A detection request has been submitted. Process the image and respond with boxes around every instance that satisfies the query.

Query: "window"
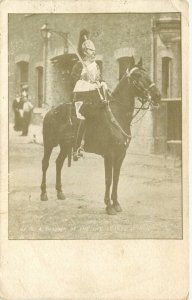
[162,57,172,98]
[118,57,131,81]
[17,61,29,91]
[36,66,43,107]
[161,57,181,141]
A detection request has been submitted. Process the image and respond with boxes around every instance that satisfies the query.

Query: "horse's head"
[126,57,161,106]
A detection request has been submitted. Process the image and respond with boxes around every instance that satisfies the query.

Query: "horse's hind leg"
[104,156,117,215]
[41,145,53,201]
[56,145,68,200]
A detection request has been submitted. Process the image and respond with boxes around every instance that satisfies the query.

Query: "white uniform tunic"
[73,61,100,119]
[73,61,99,92]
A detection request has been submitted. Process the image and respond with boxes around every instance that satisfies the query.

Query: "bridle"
[125,67,159,119]
[109,67,157,115]
[106,66,159,142]
[126,67,155,104]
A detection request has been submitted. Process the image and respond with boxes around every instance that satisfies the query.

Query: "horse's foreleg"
[56,146,68,200]
[111,153,125,212]
[104,156,117,215]
[41,146,53,201]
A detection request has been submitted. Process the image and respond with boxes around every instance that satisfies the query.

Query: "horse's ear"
[137,57,143,67]
[128,56,135,70]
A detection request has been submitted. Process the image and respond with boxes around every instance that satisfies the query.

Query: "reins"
[106,102,131,141]
[106,67,157,135]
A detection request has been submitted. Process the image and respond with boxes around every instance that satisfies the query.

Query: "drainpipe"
[152,18,157,83]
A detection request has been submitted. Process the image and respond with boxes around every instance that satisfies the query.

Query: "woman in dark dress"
[12,94,24,131]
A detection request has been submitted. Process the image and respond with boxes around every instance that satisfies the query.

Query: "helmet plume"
[78,29,90,58]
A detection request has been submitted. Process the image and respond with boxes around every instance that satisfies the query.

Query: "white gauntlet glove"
[100,81,108,90]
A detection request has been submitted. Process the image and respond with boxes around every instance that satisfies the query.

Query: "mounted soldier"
[41,42,161,209]
[70,29,108,161]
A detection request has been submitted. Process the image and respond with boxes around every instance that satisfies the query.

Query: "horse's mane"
[112,74,126,94]
[112,73,130,102]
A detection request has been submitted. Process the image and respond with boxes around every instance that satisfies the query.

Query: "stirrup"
[73,147,84,161]
[73,151,79,161]
[77,146,84,157]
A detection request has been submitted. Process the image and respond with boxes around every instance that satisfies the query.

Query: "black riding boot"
[73,120,86,161]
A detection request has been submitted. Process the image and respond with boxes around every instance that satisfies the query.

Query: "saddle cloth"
[71,90,129,156]
[78,102,128,155]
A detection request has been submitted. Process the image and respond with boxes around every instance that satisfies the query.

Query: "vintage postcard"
[0,0,189,299]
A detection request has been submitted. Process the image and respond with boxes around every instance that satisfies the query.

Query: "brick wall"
[9,13,180,154]
[9,13,152,105]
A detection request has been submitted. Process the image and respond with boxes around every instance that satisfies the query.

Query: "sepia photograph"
[0,1,189,299]
[8,12,182,240]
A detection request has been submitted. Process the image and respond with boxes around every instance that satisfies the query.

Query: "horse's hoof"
[113,203,122,212]
[57,191,66,200]
[106,205,117,215]
[40,193,48,201]
[104,197,110,206]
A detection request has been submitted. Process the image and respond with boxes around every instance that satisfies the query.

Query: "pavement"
[8,123,182,240]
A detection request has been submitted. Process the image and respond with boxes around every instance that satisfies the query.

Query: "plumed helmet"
[77,29,95,58]
[82,39,95,52]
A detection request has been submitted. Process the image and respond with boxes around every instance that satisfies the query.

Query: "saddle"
[49,92,128,158]
[73,93,129,156]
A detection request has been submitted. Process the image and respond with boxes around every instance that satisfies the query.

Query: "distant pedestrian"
[12,94,24,131]
[21,96,34,136]
[21,84,28,100]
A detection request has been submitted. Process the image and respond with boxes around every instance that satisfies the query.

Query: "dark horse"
[40,58,161,215]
